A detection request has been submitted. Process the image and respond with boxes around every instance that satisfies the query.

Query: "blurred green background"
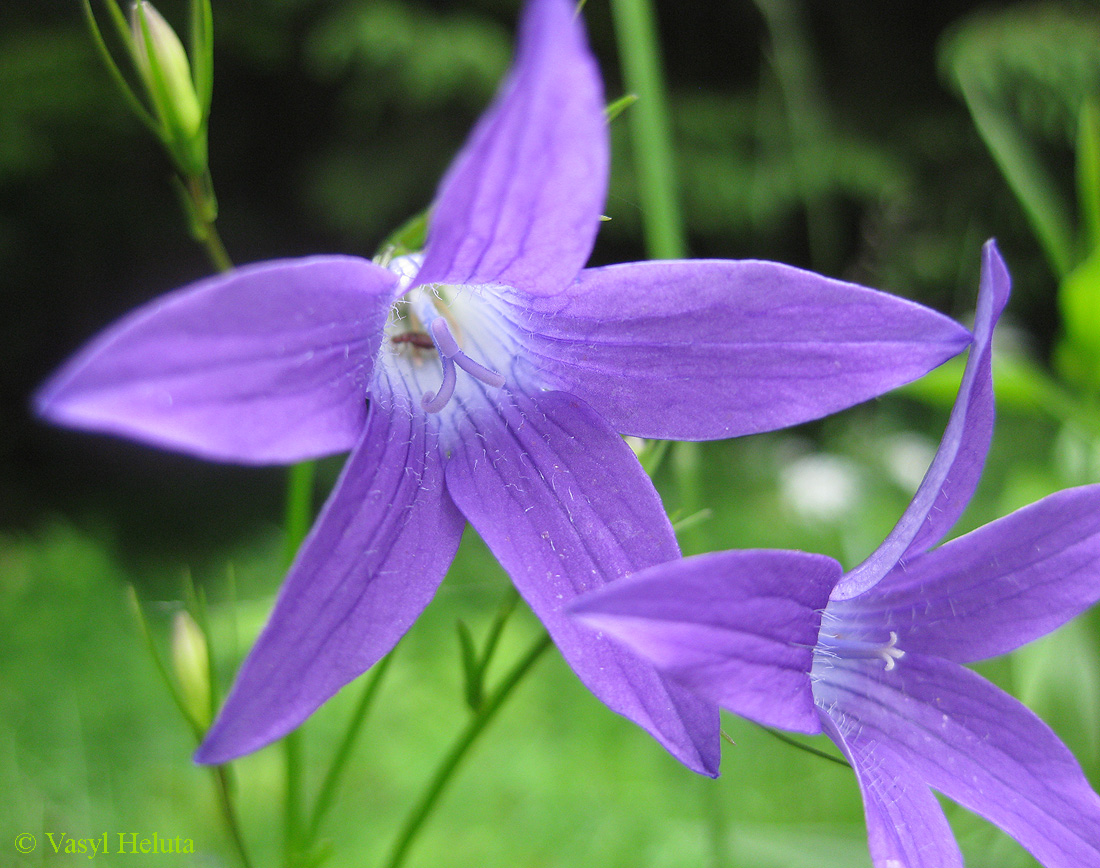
[3,0,1100,865]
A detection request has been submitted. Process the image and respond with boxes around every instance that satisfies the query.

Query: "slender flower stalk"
[127,589,254,868]
[80,0,228,272]
[382,633,553,868]
[39,0,969,777]
[609,0,685,259]
[573,241,1100,868]
[301,652,395,853]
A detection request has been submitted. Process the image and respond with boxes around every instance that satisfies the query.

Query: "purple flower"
[36,0,967,774]
[573,242,1100,866]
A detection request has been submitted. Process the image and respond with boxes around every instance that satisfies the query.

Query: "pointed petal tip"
[413,0,606,295]
[192,718,285,766]
[978,237,1012,333]
[444,389,725,777]
[31,380,62,424]
[832,241,1010,600]
[525,259,973,441]
[192,736,237,767]
[31,255,397,464]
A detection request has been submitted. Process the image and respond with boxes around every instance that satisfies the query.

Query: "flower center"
[816,628,905,672]
[382,256,506,413]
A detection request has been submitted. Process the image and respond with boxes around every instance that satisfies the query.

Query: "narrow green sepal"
[172,174,211,243]
[605,92,638,123]
[126,586,204,743]
[189,0,215,118]
[627,436,670,477]
[80,0,159,135]
[670,507,713,535]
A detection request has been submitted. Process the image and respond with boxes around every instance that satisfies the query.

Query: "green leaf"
[1078,98,1100,254]
[956,73,1075,279]
[939,5,1100,279]
[1057,248,1100,390]
[377,209,430,263]
[455,620,482,712]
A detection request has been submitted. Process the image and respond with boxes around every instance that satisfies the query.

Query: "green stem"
[754,723,848,768]
[381,633,553,868]
[199,218,232,272]
[472,587,521,698]
[284,730,305,865]
[214,765,257,868]
[1078,99,1100,256]
[752,0,840,273]
[303,653,396,850]
[280,459,316,866]
[184,173,232,273]
[282,461,317,566]
[609,0,686,259]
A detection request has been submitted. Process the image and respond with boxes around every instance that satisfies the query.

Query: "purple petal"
[443,388,720,776]
[821,653,1100,868]
[819,713,963,868]
[412,0,606,297]
[506,259,970,439]
[571,549,842,734]
[195,385,464,764]
[847,484,1100,663]
[36,256,396,464]
[834,240,1011,600]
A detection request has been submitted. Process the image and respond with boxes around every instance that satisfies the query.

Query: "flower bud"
[130,1,202,140]
[171,609,212,730]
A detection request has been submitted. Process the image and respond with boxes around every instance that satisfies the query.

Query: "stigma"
[384,263,507,413]
[816,628,906,671]
[417,316,505,412]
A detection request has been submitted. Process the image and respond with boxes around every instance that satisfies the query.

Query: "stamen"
[391,331,435,349]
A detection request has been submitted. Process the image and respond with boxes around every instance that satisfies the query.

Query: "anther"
[391,331,435,349]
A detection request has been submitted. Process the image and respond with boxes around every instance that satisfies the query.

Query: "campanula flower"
[574,242,1100,865]
[37,0,968,773]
